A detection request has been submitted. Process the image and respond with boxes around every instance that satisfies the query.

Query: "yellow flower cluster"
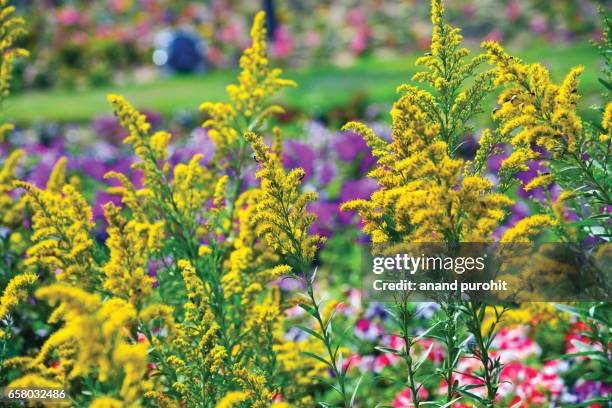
[524,173,555,192]
[15,161,99,287]
[410,0,494,147]
[501,215,556,242]
[601,102,612,143]
[0,272,37,320]
[216,391,249,408]
[245,131,325,266]
[341,96,512,244]
[103,202,164,306]
[200,11,295,159]
[0,0,29,107]
[0,149,25,229]
[7,284,151,405]
[483,41,585,166]
[106,94,215,261]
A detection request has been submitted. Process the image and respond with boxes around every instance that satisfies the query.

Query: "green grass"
[5,41,604,124]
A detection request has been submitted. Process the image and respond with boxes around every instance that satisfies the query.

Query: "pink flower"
[350,29,369,54]
[56,7,80,26]
[498,360,568,404]
[273,26,294,59]
[354,319,384,341]
[506,0,521,22]
[305,31,320,48]
[492,326,541,361]
[484,29,504,43]
[530,15,548,35]
[393,387,428,407]
[374,353,394,373]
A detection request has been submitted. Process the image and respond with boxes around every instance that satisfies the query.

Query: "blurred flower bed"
[14,0,604,89]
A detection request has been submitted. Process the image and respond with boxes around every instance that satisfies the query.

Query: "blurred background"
[6,0,609,125]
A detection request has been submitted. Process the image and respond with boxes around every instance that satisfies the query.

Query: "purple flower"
[334,131,367,162]
[92,190,122,221]
[571,379,612,401]
[338,179,377,224]
[91,115,127,142]
[364,302,388,320]
[308,201,339,237]
[283,141,316,181]
[488,152,507,173]
[316,161,337,185]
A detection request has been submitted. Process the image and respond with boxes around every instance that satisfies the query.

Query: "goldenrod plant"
[342,1,516,405]
[3,11,325,407]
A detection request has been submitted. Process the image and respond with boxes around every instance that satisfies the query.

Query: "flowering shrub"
[0,1,611,407]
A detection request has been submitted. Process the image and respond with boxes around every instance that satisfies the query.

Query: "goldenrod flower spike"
[215,391,249,408]
[482,41,585,158]
[103,202,161,305]
[0,150,25,228]
[0,1,28,104]
[500,215,556,242]
[14,181,99,287]
[601,102,612,142]
[244,131,325,267]
[46,156,67,194]
[200,11,295,159]
[0,273,37,320]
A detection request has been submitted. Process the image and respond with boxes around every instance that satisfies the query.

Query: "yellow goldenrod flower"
[215,391,249,408]
[46,156,67,194]
[89,397,123,408]
[0,149,25,228]
[213,175,229,209]
[0,122,13,143]
[483,41,585,158]
[200,11,295,159]
[7,374,62,389]
[245,131,325,266]
[0,273,37,319]
[15,181,99,287]
[145,391,179,408]
[26,283,146,397]
[524,173,555,192]
[552,191,576,223]
[113,343,148,403]
[501,215,556,242]
[103,202,160,305]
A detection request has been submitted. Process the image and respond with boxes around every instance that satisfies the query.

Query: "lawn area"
[5,41,604,124]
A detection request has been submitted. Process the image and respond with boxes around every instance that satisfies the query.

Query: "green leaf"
[414,343,434,371]
[598,77,612,91]
[553,303,587,318]
[350,375,363,407]
[457,388,484,403]
[564,396,612,407]
[414,320,442,342]
[298,303,319,318]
